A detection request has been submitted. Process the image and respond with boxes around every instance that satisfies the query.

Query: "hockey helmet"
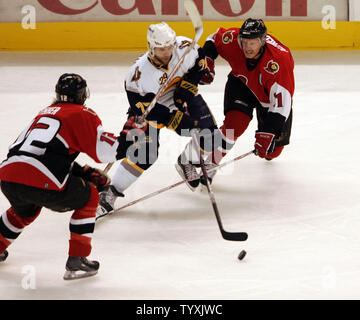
[55,73,89,105]
[239,18,267,43]
[147,22,176,53]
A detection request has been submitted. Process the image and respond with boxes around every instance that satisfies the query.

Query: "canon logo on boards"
[36,0,307,17]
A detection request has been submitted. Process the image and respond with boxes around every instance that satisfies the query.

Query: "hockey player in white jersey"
[96,22,231,219]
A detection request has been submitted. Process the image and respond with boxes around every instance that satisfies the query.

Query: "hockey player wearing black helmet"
[0,73,129,280]
[238,18,267,59]
[192,18,295,187]
[55,73,90,105]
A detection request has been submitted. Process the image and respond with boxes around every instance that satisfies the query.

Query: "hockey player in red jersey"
[0,73,128,279]
[196,18,294,185]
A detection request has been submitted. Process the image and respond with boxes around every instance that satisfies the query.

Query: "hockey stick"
[103,162,113,175]
[102,1,203,175]
[190,130,248,241]
[106,150,254,217]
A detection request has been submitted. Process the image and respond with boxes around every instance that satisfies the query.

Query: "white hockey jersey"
[125,36,204,113]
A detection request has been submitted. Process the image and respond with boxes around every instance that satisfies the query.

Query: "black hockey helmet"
[239,18,267,43]
[55,73,89,105]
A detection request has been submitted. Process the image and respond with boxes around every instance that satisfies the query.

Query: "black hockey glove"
[174,79,198,111]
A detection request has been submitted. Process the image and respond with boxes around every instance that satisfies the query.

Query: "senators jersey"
[206,28,294,121]
[0,103,120,191]
[125,36,206,125]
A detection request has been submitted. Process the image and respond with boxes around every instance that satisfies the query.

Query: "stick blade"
[222,231,248,242]
[184,0,203,42]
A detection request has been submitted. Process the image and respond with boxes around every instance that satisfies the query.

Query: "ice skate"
[96,185,124,220]
[175,155,199,191]
[63,256,100,280]
[0,250,8,262]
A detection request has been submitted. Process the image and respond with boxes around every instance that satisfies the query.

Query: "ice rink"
[0,49,359,300]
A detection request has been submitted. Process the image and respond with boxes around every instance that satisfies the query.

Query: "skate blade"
[95,207,114,221]
[200,183,207,193]
[63,269,98,280]
[175,164,197,192]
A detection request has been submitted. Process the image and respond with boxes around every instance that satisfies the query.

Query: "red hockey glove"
[82,165,111,191]
[199,57,215,85]
[121,116,148,139]
[254,132,276,158]
[116,116,149,160]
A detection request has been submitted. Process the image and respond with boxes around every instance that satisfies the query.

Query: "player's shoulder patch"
[264,60,280,75]
[222,30,235,44]
[131,66,142,82]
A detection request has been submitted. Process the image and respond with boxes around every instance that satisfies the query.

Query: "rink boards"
[0,20,360,51]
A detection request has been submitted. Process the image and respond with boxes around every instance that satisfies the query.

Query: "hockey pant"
[111,95,233,192]
[0,175,99,257]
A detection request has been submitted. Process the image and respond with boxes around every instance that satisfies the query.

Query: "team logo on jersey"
[198,58,207,71]
[159,73,168,85]
[131,66,141,82]
[264,60,280,74]
[222,31,234,44]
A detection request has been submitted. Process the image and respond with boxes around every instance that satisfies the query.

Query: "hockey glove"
[121,116,148,140]
[254,132,276,158]
[115,116,150,160]
[82,165,111,192]
[174,79,198,111]
[199,57,215,85]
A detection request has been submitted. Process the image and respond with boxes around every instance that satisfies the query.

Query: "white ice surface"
[0,50,359,300]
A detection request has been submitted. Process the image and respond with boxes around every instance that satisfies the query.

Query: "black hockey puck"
[238,250,247,260]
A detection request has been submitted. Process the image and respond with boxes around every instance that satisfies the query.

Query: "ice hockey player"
[196,18,295,185]
[0,73,128,280]
[96,22,231,218]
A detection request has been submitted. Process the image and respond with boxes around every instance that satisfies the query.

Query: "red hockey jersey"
[0,103,119,191]
[208,28,294,121]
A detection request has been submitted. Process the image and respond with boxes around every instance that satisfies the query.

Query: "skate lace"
[100,188,117,207]
[184,163,197,179]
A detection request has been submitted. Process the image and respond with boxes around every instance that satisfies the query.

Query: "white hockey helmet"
[147,22,176,53]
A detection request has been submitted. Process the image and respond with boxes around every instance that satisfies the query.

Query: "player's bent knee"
[73,185,99,219]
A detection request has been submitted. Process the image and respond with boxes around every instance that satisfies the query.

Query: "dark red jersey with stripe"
[207,28,294,121]
[0,103,119,191]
